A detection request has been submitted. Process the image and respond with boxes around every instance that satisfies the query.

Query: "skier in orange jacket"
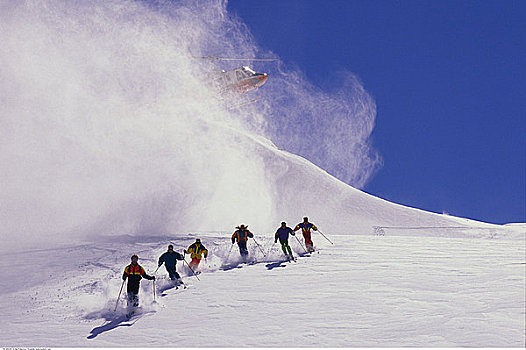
[231,224,254,257]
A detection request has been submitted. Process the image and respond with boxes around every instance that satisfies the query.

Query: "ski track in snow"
[0,232,524,347]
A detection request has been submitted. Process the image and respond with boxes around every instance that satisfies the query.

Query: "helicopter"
[196,56,277,95]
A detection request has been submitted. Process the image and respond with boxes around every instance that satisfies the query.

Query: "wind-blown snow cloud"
[0,0,380,249]
[260,67,381,187]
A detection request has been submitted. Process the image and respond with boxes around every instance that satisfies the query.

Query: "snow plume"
[261,69,382,187]
[0,0,379,250]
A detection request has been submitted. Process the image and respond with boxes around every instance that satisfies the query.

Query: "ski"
[125,309,139,319]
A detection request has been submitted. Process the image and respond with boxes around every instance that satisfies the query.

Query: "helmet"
[131,254,139,261]
[168,245,173,250]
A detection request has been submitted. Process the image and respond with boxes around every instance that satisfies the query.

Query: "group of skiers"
[121,217,318,310]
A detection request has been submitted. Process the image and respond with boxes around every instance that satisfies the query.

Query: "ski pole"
[153,279,156,302]
[154,265,161,274]
[183,258,200,281]
[317,230,334,245]
[267,242,276,256]
[225,243,234,262]
[114,279,125,312]
[294,234,308,254]
[252,237,267,257]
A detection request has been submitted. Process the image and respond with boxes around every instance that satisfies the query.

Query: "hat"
[168,245,173,250]
[131,254,139,261]
[195,238,201,243]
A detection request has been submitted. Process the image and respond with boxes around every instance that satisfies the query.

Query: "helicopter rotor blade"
[194,56,277,62]
[213,58,278,61]
[194,55,220,61]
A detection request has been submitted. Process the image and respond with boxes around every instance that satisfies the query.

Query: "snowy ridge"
[198,119,524,239]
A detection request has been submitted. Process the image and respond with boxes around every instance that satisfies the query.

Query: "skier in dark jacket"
[122,254,155,308]
[294,216,318,252]
[158,245,184,283]
[231,224,254,257]
[275,221,295,259]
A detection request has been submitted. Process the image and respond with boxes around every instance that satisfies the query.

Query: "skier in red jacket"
[294,217,318,252]
[122,254,155,308]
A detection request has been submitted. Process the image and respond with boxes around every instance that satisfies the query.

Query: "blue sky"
[227,0,525,224]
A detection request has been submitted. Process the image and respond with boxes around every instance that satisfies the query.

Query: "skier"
[158,245,185,286]
[231,224,254,258]
[294,216,318,252]
[122,254,155,310]
[184,239,208,271]
[275,221,295,260]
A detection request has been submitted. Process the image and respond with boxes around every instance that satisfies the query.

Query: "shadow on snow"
[220,259,258,271]
[157,278,184,296]
[265,261,289,270]
[221,250,313,271]
[86,308,154,339]
[87,314,138,339]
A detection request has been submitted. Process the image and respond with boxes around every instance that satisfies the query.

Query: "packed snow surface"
[1,228,525,347]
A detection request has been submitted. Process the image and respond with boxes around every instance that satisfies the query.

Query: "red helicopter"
[218,65,269,94]
[197,56,276,95]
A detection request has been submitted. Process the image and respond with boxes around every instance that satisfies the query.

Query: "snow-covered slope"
[1,1,524,347]
[1,134,524,347]
[1,0,520,252]
[202,124,523,239]
[1,231,524,347]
